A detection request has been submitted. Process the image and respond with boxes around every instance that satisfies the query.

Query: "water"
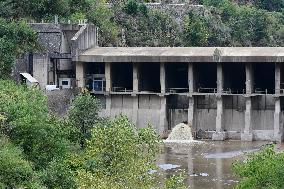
[157,141,269,189]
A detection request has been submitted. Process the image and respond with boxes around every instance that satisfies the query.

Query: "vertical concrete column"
[241,98,253,141]
[160,62,166,94]
[133,63,139,93]
[213,62,226,140]
[217,63,223,94]
[275,63,281,95]
[213,96,226,140]
[105,62,112,92]
[188,97,194,126]
[246,63,254,94]
[105,95,111,117]
[132,96,139,126]
[159,97,167,135]
[188,62,194,93]
[274,97,282,142]
[75,62,85,88]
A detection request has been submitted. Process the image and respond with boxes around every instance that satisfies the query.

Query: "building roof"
[76,47,284,63]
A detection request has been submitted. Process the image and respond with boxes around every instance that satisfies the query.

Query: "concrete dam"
[74,47,284,142]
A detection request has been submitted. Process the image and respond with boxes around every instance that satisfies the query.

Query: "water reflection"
[157,141,268,189]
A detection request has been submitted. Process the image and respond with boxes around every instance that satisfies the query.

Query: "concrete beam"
[75,62,85,88]
[133,63,139,93]
[160,62,166,94]
[217,63,223,94]
[246,63,254,94]
[274,97,282,142]
[212,96,227,140]
[275,63,281,95]
[241,97,253,141]
[188,63,194,93]
[105,62,112,92]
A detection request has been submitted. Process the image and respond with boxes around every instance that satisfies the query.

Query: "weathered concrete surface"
[77,47,284,63]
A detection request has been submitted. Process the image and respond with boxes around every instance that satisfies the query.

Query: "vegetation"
[233,145,284,189]
[0,80,187,188]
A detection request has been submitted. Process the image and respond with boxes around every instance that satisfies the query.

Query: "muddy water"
[157,141,269,189]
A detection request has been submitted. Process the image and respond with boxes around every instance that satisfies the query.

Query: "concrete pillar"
[105,95,111,117]
[159,97,167,135]
[188,63,194,93]
[188,97,194,126]
[246,63,254,94]
[274,97,282,142]
[241,97,253,141]
[275,63,281,95]
[160,62,166,94]
[105,62,112,92]
[133,63,139,93]
[132,96,138,126]
[75,62,85,88]
[212,96,226,140]
[217,63,223,94]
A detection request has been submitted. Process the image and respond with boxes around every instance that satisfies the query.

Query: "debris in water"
[158,164,181,170]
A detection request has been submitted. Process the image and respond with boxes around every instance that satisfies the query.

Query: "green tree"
[68,93,101,147]
[86,0,120,46]
[0,18,38,79]
[0,136,45,189]
[73,115,186,188]
[233,145,284,189]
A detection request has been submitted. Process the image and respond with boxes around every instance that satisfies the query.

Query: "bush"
[68,93,101,147]
[233,145,284,189]
[0,136,45,189]
[73,115,187,189]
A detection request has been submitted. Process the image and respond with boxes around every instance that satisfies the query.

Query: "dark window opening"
[223,63,246,94]
[165,63,188,93]
[112,63,133,92]
[85,63,105,92]
[139,63,160,93]
[194,63,217,93]
[253,63,275,94]
[167,95,189,109]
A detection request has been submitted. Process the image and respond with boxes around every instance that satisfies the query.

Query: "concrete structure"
[74,47,284,141]
[16,24,284,141]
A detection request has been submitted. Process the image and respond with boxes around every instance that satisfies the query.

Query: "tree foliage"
[0,136,45,189]
[73,115,186,189]
[68,93,101,147]
[0,18,38,79]
[233,145,284,189]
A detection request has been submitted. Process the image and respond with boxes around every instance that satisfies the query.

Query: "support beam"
[133,63,139,93]
[188,97,194,126]
[245,63,254,94]
[188,63,194,93]
[132,96,138,126]
[274,97,282,142]
[241,97,253,141]
[217,63,223,94]
[105,62,112,92]
[159,97,167,135]
[160,62,166,94]
[212,96,226,140]
[275,63,281,95]
[75,62,85,88]
[105,95,111,117]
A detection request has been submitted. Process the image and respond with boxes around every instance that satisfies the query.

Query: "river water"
[157,141,270,189]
